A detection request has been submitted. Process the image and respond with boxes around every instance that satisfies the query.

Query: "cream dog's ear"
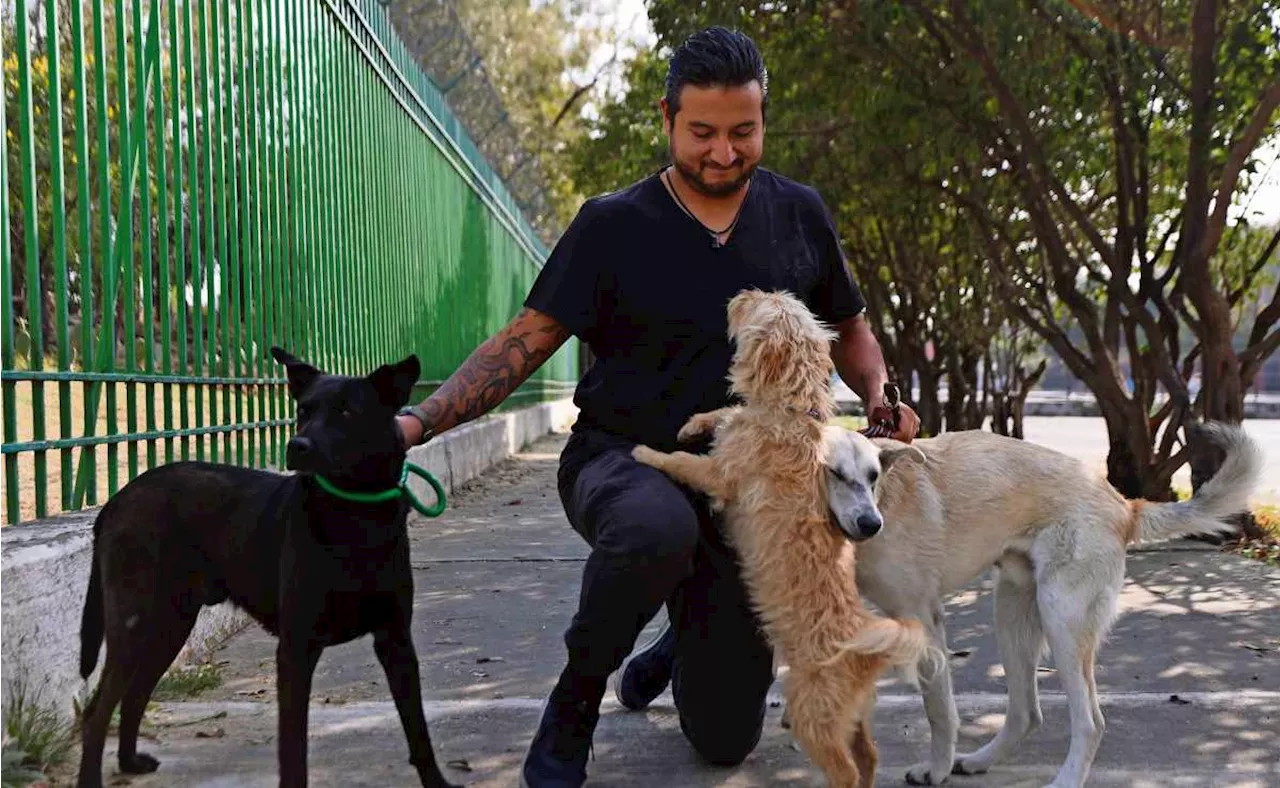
[878,440,925,473]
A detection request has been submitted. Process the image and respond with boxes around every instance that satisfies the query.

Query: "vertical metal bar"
[318,4,338,375]
[172,0,190,463]
[155,0,175,466]
[16,0,48,518]
[266,0,284,460]
[308,2,324,371]
[252,0,275,468]
[371,64,385,366]
[364,60,378,367]
[198,0,218,463]
[1,19,17,524]
[211,0,232,462]
[289,0,308,363]
[118,0,138,485]
[268,0,286,465]
[185,0,205,462]
[275,0,293,370]
[46,0,74,511]
[248,0,267,467]
[288,0,308,363]
[338,29,354,377]
[254,0,274,465]
[222,0,244,467]
[351,35,364,371]
[88,0,111,505]
[70,0,94,511]
[237,0,258,468]
[133,0,156,477]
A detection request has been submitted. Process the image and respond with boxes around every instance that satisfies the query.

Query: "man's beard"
[671,149,757,197]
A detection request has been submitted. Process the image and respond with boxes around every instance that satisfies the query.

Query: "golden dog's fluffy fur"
[632,290,931,787]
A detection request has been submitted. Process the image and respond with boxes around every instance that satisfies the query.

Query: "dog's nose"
[286,437,313,469]
[855,514,883,540]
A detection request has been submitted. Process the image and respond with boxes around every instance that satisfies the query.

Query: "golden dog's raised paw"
[677,413,719,443]
[631,445,663,467]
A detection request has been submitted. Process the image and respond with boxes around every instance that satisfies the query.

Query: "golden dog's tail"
[823,616,944,686]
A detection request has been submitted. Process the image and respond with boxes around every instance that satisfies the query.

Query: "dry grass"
[1,379,289,525]
[1236,504,1280,567]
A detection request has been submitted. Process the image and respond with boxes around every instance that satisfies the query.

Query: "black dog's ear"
[368,354,421,409]
[271,346,321,399]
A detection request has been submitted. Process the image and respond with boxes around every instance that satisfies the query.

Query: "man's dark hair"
[664,26,768,122]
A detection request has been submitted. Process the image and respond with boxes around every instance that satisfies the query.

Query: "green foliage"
[2,685,74,783]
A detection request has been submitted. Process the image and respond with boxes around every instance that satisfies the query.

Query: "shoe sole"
[612,614,672,711]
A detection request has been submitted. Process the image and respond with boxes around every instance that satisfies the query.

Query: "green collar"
[311,461,446,517]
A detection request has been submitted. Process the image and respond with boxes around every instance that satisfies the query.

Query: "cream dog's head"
[822,425,924,542]
[726,289,837,417]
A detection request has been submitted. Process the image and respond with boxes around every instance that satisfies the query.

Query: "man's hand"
[397,413,427,449]
[831,315,919,441]
[867,397,921,443]
[396,308,571,450]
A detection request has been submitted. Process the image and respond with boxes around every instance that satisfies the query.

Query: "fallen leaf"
[1237,640,1278,653]
[195,727,226,739]
[1169,694,1191,705]
[475,656,504,664]
[446,759,473,772]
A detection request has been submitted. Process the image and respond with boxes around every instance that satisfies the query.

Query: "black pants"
[556,428,775,766]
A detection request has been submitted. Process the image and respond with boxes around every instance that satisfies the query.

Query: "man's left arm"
[803,187,919,441]
[832,314,889,407]
[832,316,921,442]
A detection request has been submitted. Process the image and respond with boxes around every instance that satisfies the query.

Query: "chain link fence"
[383,0,558,244]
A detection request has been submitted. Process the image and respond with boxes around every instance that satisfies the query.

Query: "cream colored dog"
[632,289,934,788]
[817,423,1264,788]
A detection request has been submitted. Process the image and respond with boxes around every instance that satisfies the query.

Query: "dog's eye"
[339,407,353,419]
[296,405,311,420]
[868,471,879,487]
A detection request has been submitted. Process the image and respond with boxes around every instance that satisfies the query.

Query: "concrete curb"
[0,398,578,720]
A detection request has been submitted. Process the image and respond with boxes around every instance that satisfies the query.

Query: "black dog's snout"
[286,436,314,470]
[854,514,883,540]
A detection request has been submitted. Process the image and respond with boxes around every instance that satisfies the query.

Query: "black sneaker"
[614,622,676,711]
[520,680,601,788]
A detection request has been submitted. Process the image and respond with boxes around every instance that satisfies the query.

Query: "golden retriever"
[631,289,933,788]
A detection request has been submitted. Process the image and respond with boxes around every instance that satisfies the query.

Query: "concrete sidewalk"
[101,432,1280,787]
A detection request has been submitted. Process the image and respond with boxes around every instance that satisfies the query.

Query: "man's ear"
[271,346,321,399]
[878,440,926,473]
[368,354,421,409]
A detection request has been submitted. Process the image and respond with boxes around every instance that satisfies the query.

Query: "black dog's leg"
[374,625,460,788]
[76,655,133,788]
[116,606,199,774]
[277,637,323,788]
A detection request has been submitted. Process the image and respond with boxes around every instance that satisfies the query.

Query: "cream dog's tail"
[1128,422,1264,544]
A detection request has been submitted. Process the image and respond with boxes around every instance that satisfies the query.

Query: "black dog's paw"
[119,751,161,774]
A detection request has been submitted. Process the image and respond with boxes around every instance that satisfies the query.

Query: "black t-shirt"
[524,167,866,452]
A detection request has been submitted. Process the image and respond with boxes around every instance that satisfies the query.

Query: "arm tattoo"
[419,309,570,433]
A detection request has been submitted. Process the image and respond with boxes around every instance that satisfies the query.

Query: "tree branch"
[1202,77,1280,259]
[1228,225,1280,307]
[1061,0,1189,49]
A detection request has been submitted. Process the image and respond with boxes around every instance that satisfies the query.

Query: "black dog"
[76,347,459,788]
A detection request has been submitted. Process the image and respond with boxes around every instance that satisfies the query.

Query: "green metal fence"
[1,0,578,525]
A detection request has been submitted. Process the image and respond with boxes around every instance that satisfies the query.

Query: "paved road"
[85,432,1280,788]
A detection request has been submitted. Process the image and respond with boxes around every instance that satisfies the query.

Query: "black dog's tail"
[80,516,106,679]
